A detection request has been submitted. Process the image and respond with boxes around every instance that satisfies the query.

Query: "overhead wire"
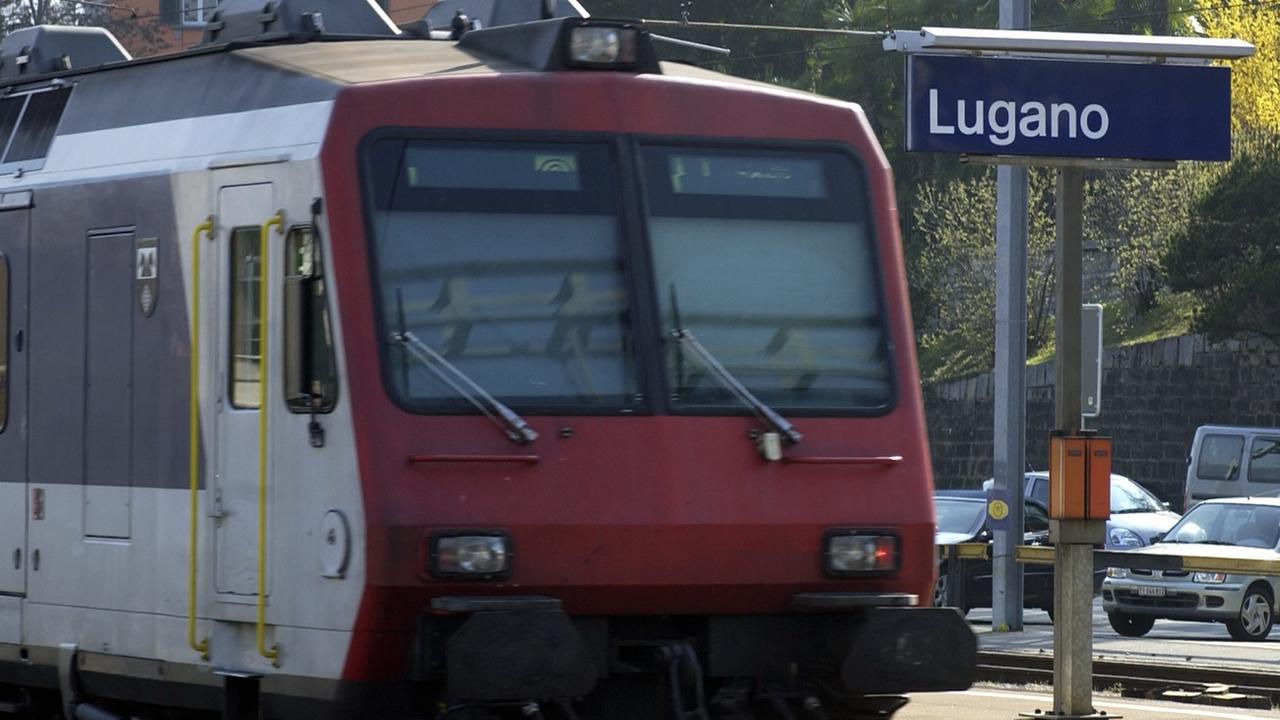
[645,0,1279,70]
[28,0,1280,59]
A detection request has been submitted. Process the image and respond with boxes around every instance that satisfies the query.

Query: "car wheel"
[1107,610,1154,637]
[933,571,949,607]
[1227,583,1274,641]
[933,565,968,615]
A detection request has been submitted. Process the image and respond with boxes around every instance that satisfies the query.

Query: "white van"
[1184,425,1280,510]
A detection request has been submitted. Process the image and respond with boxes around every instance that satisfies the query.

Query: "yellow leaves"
[1197,1,1280,132]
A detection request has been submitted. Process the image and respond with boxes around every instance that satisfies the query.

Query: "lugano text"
[929,89,1110,146]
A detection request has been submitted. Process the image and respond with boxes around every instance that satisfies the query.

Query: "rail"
[257,211,284,666]
[187,216,213,660]
[977,650,1280,706]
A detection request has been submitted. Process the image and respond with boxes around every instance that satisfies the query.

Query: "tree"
[1195,0,1280,132]
[1163,132,1280,340]
[1083,162,1219,315]
[2,0,107,34]
[0,0,169,58]
[909,167,1062,381]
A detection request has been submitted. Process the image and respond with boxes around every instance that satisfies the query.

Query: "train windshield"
[365,139,639,410]
[641,146,891,411]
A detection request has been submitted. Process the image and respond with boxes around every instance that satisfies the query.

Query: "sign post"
[886,26,1251,720]
[991,0,1029,636]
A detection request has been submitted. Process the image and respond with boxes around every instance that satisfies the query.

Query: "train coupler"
[656,641,709,720]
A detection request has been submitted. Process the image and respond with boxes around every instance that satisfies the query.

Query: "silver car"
[1102,496,1280,641]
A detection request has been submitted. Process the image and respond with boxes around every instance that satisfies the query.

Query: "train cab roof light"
[567,25,637,66]
[457,17,661,74]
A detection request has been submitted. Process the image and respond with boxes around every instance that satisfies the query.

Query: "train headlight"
[567,25,638,67]
[823,531,898,576]
[429,533,511,579]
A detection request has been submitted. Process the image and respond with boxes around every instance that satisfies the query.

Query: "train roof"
[0,0,849,185]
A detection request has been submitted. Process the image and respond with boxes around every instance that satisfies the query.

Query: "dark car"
[984,472,1180,549]
[934,490,1104,619]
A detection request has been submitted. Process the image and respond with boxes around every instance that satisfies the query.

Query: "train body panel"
[0,7,973,718]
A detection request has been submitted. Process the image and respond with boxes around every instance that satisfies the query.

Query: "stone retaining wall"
[924,334,1280,509]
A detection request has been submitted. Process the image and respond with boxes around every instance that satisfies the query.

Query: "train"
[0,0,975,718]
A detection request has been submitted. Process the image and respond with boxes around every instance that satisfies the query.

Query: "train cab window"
[229,226,262,409]
[284,226,337,413]
[364,138,639,412]
[640,146,891,412]
[0,253,7,431]
[3,87,72,164]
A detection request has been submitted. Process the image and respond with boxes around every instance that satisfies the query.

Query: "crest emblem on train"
[136,237,158,317]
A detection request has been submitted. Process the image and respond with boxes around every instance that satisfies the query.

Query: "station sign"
[906,54,1231,161]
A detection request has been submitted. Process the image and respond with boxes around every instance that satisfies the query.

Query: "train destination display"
[906,54,1231,161]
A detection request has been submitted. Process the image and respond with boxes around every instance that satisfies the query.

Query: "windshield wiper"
[667,286,802,449]
[390,329,538,446]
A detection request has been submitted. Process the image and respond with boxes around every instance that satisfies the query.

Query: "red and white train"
[0,0,974,717]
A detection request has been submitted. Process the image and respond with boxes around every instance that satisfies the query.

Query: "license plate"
[1137,586,1166,597]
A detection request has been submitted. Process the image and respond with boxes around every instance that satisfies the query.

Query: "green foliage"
[910,167,1061,383]
[1196,0,1280,132]
[1083,162,1220,314]
[1163,132,1280,341]
[581,0,1249,378]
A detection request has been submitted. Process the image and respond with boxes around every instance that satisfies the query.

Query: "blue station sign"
[906,54,1232,161]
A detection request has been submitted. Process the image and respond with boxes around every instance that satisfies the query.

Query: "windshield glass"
[1164,502,1280,549]
[1111,476,1165,513]
[365,139,638,410]
[935,498,986,536]
[641,146,891,411]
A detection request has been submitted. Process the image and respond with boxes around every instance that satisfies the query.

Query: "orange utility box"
[1049,434,1111,521]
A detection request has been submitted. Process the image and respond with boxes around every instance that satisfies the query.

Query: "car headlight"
[824,531,898,576]
[429,533,511,579]
[1193,572,1227,584]
[1107,567,1129,579]
[1107,527,1144,548]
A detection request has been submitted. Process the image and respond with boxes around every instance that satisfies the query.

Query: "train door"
[212,180,276,599]
[0,193,30,631]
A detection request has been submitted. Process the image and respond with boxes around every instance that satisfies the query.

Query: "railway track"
[977,651,1280,709]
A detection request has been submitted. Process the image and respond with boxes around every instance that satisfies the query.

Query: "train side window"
[0,253,7,432]
[284,225,337,413]
[229,226,262,409]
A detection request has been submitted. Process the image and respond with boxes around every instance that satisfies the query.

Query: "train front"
[321,17,975,718]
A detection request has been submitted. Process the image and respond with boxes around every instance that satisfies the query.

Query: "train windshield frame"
[363,135,643,414]
[639,143,894,415]
[361,133,894,416]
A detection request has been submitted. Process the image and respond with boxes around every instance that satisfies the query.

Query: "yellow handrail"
[188,216,213,660]
[258,211,285,666]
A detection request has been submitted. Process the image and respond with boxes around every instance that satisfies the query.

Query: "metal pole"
[1052,166,1093,717]
[992,0,1030,633]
